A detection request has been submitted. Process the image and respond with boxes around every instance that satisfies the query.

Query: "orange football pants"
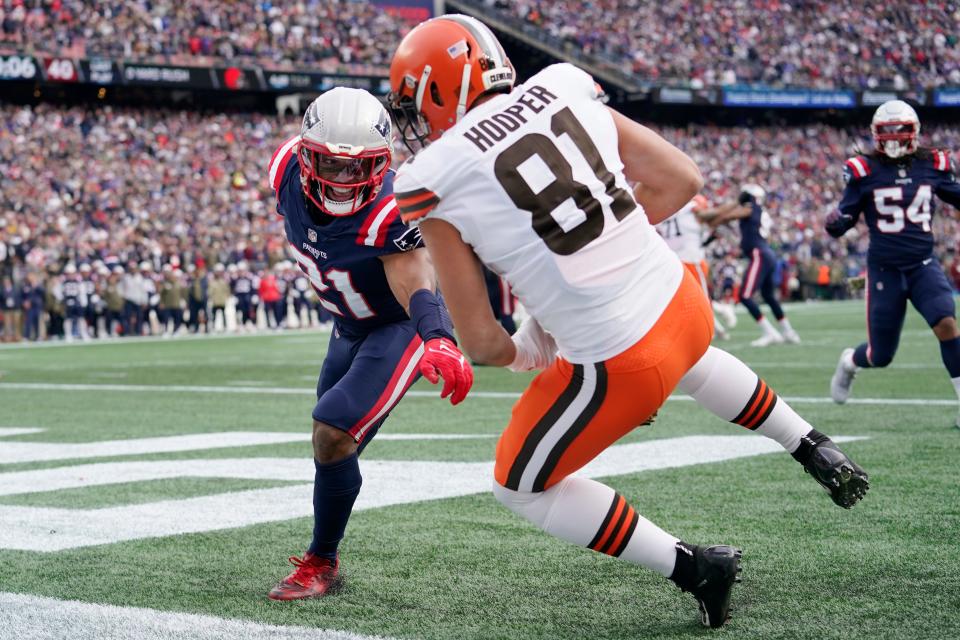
[684,260,710,297]
[495,268,714,493]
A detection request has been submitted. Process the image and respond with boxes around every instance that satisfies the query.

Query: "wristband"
[409,288,456,343]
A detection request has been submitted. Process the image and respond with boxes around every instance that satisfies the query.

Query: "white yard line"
[0,381,955,406]
[0,327,332,351]
[0,435,866,552]
[0,430,497,465]
[0,427,45,437]
[0,592,392,640]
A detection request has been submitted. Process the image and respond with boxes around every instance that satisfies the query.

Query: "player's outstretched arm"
[418,218,516,368]
[381,248,473,405]
[609,108,703,224]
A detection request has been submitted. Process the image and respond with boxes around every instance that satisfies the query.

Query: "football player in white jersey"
[388,14,868,628]
[656,195,737,339]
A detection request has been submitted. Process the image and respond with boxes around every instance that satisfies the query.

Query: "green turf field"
[1,300,959,640]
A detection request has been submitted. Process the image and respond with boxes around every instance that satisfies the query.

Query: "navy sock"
[764,296,785,321]
[308,453,362,559]
[741,298,762,321]
[939,336,960,378]
[853,343,872,368]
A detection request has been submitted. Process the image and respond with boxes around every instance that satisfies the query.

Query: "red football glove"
[419,337,473,405]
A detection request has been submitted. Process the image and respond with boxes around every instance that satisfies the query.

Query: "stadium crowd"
[485,0,960,89]
[1,1,958,88]
[2,103,960,341]
[0,0,418,74]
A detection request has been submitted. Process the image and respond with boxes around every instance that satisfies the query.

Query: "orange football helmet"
[388,14,515,152]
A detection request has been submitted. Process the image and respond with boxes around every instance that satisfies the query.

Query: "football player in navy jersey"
[266,87,473,600]
[704,185,801,347]
[827,100,960,426]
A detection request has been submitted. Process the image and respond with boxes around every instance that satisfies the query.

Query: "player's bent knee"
[492,478,567,529]
[933,316,960,341]
[312,420,358,463]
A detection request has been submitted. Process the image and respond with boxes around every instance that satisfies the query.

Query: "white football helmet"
[298,88,393,216]
[871,100,919,159]
[741,184,766,203]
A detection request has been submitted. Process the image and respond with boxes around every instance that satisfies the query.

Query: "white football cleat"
[782,329,802,344]
[750,332,784,347]
[830,348,857,404]
[718,304,737,329]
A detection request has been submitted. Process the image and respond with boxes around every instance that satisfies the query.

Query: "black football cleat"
[803,439,869,509]
[682,545,743,629]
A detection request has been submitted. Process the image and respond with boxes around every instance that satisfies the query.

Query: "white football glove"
[507,318,558,372]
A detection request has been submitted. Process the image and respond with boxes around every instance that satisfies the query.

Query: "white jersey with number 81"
[395,63,682,364]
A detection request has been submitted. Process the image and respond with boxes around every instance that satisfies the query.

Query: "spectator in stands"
[208,264,231,332]
[483,0,960,89]
[1,275,22,342]
[0,0,420,75]
[187,264,209,334]
[20,271,44,341]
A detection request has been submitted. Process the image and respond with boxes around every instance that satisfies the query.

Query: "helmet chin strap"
[414,65,432,112]
[455,63,472,123]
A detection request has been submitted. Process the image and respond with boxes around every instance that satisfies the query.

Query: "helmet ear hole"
[430,81,444,107]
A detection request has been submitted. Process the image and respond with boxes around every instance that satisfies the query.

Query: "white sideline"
[0,381,956,406]
[0,592,391,640]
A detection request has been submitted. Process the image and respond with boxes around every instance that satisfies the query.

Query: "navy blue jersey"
[62,279,83,309]
[269,136,422,334]
[835,150,960,268]
[232,276,253,296]
[737,195,768,253]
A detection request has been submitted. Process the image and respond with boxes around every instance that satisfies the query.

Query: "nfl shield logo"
[307,229,317,243]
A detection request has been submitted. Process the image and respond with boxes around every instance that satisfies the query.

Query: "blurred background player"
[266,87,471,601]
[656,194,737,340]
[61,263,87,341]
[704,184,800,346]
[827,100,960,427]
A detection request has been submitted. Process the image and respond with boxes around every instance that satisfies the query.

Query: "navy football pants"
[740,246,784,322]
[313,321,423,452]
[856,260,956,367]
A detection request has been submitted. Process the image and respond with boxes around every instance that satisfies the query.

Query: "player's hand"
[507,318,557,372]
[825,211,854,238]
[419,337,473,405]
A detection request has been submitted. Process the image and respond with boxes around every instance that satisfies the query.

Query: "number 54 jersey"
[839,151,960,269]
[395,63,682,364]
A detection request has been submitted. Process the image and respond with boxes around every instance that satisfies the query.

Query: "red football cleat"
[268,552,341,600]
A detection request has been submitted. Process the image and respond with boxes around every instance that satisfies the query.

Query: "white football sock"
[951,376,960,402]
[758,317,782,337]
[779,317,795,333]
[493,477,679,577]
[842,349,858,372]
[679,346,813,452]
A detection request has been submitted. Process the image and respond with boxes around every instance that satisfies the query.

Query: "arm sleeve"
[837,180,863,220]
[826,165,864,238]
[935,159,960,210]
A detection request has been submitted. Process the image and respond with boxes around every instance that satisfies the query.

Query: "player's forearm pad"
[409,289,456,343]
